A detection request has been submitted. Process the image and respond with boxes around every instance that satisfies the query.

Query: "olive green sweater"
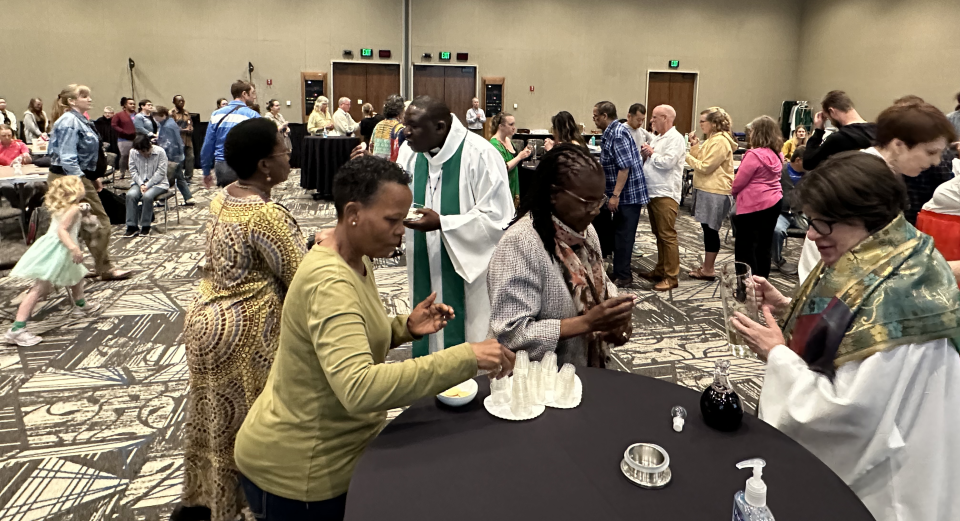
[234,246,478,501]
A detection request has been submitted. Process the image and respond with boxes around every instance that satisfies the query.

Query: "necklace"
[234,182,270,201]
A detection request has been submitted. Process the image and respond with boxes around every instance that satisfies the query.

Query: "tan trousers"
[647,197,680,283]
[47,173,113,275]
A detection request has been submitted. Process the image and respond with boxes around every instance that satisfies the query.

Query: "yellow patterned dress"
[181,192,308,521]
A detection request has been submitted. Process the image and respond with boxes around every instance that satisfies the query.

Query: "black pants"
[733,199,782,278]
[701,223,721,253]
[592,208,615,258]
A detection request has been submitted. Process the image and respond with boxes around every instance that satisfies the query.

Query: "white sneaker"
[5,328,42,346]
[69,300,102,318]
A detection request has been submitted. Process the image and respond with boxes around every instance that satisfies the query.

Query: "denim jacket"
[156,118,185,164]
[135,113,157,137]
[49,110,100,176]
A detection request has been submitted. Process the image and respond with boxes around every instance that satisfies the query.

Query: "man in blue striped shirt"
[201,80,260,188]
[594,100,648,287]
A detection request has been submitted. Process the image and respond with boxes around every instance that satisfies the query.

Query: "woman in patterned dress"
[174,118,313,521]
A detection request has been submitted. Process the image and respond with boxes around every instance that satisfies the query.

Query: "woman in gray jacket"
[488,144,634,367]
[124,135,169,238]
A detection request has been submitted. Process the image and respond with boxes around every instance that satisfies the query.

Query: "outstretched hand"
[407,292,455,337]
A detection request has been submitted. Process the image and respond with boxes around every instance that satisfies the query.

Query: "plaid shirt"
[600,120,648,205]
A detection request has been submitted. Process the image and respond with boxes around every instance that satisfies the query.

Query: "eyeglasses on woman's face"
[808,218,838,236]
[560,188,607,212]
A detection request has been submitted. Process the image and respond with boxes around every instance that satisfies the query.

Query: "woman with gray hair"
[488,144,634,367]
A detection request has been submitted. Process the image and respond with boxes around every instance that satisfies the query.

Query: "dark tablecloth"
[300,136,359,199]
[346,369,872,521]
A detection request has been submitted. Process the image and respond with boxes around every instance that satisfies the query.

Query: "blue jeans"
[126,185,166,228]
[239,474,347,521]
[771,214,791,263]
[613,203,643,280]
[169,161,193,201]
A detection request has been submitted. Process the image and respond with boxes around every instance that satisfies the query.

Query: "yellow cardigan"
[686,132,737,195]
[307,111,334,134]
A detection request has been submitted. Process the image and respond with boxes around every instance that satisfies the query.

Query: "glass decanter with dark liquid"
[700,359,743,431]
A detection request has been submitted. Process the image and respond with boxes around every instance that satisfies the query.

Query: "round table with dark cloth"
[300,135,359,200]
[345,368,872,521]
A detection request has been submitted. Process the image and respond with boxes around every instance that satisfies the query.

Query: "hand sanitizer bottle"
[590,135,596,146]
[732,459,774,521]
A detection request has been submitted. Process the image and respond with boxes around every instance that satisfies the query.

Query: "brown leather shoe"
[653,279,679,292]
[637,270,664,282]
[100,269,134,281]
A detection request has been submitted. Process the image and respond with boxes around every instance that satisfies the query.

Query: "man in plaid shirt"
[593,101,648,287]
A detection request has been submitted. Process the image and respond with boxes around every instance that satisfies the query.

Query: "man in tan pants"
[639,105,686,291]
[47,173,131,281]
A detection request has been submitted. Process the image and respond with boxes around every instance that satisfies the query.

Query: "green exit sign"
[669,60,680,68]
[440,51,451,61]
[361,48,373,57]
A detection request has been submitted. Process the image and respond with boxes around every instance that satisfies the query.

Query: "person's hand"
[140,184,148,194]
[731,306,784,361]
[519,146,532,160]
[584,295,635,334]
[602,320,633,346]
[688,132,699,147]
[544,138,555,151]
[70,247,84,264]
[92,178,103,192]
[404,208,441,232]
[752,276,791,315]
[21,153,33,165]
[640,143,653,159]
[326,122,335,130]
[814,111,826,130]
[203,174,215,189]
[407,292,455,337]
[607,194,620,212]
[349,143,368,160]
[470,339,514,379]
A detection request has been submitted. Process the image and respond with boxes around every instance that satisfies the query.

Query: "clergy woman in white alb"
[397,97,514,356]
[732,152,960,521]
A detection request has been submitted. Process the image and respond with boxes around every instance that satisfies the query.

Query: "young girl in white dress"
[5,175,101,346]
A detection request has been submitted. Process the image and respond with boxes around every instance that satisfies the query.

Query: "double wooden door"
[413,65,477,126]
[332,62,401,122]
[646,72,697,135]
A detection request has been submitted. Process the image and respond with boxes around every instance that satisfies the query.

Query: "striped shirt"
[200,100,260,176]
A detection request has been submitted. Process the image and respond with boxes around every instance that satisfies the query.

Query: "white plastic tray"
[483,395,545,421]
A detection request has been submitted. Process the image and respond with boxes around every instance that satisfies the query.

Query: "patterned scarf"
[783,215,960,377]
[552,216,609,367]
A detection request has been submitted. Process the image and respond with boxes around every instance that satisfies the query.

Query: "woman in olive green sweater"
[234,155,514,521]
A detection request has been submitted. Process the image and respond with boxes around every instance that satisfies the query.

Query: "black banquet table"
[345,368,872,521]
[299,135,359,200]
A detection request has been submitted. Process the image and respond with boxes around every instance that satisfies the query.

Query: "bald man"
[639,105,686,291]
[466,97,486,134]
[332,96,359,136]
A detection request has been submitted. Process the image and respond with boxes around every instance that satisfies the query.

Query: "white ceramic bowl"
[437,379,478,407]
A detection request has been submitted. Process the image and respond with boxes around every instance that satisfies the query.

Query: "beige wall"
[412,0,803,132]
[799,0,960,120]
[3,0,401,121]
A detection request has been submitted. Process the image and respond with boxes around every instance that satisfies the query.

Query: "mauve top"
[731,147,783,214]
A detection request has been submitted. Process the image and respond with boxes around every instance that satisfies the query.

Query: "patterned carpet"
[0,170,801,520]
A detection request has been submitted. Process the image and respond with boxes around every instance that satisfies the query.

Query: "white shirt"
[1,110,17,133]
[761,338,960,521]
[332,108,358,136]
[922,175,960,217]
[642,126,686,203]
[466,108,486,130]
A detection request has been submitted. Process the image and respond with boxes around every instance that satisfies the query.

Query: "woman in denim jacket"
[48,84,131,281]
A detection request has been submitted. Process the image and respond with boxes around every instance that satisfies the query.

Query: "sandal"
[688,267,716,281]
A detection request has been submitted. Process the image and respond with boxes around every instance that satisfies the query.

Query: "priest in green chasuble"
[398,97,515,357]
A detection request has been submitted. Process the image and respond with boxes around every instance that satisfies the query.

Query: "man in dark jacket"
[803,90,876,170]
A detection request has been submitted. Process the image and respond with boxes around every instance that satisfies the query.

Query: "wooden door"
[647,72,697,135]
[333,63,401,122]
[365,64,401,119]
[413,65,477,125]
[444,67,477,126]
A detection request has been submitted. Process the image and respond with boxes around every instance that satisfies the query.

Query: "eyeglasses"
[808,218,838,235]
[560,188,608,212]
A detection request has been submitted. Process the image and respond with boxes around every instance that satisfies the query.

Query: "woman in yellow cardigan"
[781,126,807,160]
[307,96,334,134]
[234,156,514,521]
[685,106,737,280]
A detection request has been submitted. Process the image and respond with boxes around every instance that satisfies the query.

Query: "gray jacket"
[487,215,617,367]
[129,145,170,190]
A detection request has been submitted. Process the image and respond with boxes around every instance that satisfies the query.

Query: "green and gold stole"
[411,137,467,357]
[783,215,960,374]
